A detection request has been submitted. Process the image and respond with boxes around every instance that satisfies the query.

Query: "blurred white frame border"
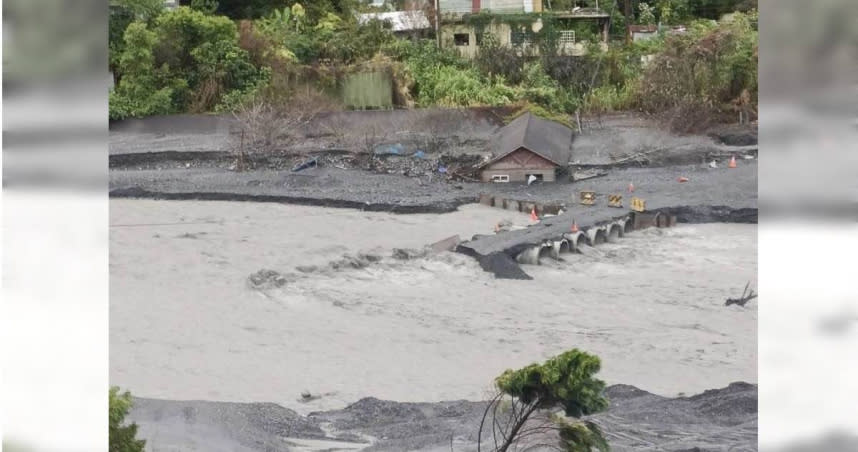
[1,0,857,451]
[3,1,109,451]
[758,0,858,450]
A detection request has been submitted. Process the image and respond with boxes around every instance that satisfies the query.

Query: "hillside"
[109,0,757,133]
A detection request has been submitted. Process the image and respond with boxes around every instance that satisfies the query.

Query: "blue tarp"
[373,143,405,155]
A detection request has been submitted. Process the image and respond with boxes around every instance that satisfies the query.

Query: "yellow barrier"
[608,194,623,208]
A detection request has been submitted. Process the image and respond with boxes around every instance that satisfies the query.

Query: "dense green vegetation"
[109,0,757,126]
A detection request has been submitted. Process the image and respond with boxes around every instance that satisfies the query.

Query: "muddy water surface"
[110,199,756,414]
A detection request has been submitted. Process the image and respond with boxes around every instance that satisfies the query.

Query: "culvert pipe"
[515,246,541,265]
[555,239,571,256]
[607,223,621,243]
[622,217,634,235]
[538,243,554,263]
[563,232,586,253]
[587,227,608,246]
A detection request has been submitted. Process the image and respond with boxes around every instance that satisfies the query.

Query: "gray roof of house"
[481,112,574,168]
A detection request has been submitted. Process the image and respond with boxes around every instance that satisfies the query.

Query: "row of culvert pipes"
[514,211,676,265]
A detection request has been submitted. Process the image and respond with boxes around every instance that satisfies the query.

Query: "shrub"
[109,22,174,119]
[109,387,145,452]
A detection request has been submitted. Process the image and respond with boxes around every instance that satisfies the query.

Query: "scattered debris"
[296,390,334,403]
[391,248,425,260]
[494,219,513,233]
[357,252,383,263]
[177,232,206,239]
[373,143,405,155]
[428,235,461,253]
[572,169,608,182]
[678,176,689,183]
[725,281,757,307]
[609,147,664,166]
[248,269,288,289]
[292,157,318,172]
[330,255,369,270]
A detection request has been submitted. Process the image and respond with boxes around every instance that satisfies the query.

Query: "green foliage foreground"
[110,6,268,119]
[109,387,145,452]
[479,349,610,452]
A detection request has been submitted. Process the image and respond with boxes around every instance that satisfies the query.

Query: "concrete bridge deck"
[457,161,757,278]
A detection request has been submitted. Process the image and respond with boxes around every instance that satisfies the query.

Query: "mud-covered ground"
[128,382,757,452]
[110,158,757,214]
[109,111,757,213]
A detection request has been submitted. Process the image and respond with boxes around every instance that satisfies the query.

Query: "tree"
[109,0,165,72]
[109,22,174,119]
[109,387,145,452]
[477,349,610,452]
[638,2,656,25]
[153,7,236,73]
[190,0,219,14]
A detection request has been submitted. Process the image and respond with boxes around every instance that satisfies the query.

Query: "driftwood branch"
[725,281,757,306]
[609,147,664,166]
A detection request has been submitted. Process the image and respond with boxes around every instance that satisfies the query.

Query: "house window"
[491,175,510,183]
[510,29,529,46]
[454,33,470,46]
[558,30,575,44]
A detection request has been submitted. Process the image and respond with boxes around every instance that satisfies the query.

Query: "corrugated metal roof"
[357,11,431,32]
[481,112,573,168]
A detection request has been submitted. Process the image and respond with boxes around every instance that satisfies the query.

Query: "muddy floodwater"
[110,199,756,413]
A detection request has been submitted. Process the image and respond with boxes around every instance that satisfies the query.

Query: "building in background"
[438,0,609,58]
[478,112,574,183]
[628,24,687,42]
[357,10,432,36]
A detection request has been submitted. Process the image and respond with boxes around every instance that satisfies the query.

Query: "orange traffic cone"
[728,155,737,168]
[571,221,579,232]
[628,182,635,193]
[530,207,539,222]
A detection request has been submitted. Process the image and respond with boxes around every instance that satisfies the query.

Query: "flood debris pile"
[247,269,288,289]
[294,253,383,275]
